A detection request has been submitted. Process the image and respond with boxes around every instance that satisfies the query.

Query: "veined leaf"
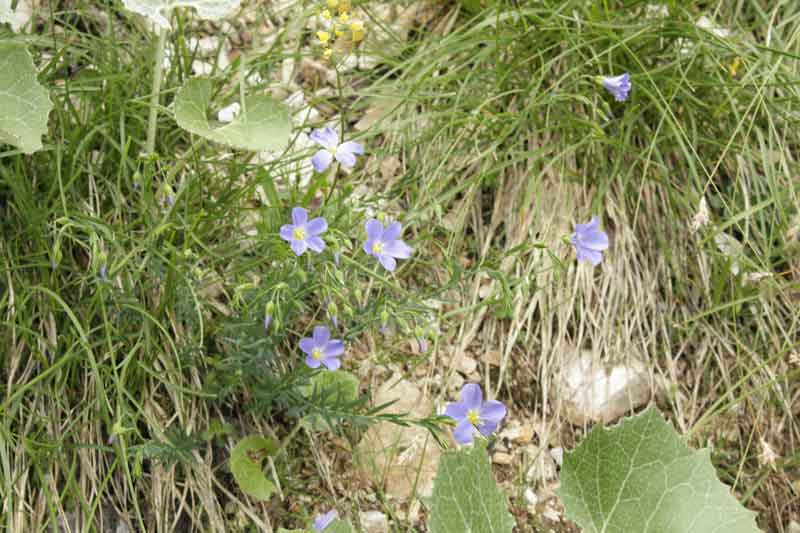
[122,0,241,29]
[230,435,278,501]
[0,41,52,154]
[174,78,291,152]
[558,406,761,532]
[428,440,515,533]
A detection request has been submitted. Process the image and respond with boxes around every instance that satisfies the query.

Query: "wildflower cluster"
[316,0,365,60]
[273,55,624,532]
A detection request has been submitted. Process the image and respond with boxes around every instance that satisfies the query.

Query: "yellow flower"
[317,30,330,45]
[338,12,349,23]
[350,20,365,42]
[321,9,332,21]
[323,48,333,59]
[728,56,742,77]
[335,29,345,37]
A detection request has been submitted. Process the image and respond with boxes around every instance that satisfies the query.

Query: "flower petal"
[460,383,483,410]
[382,221,402,242]
[444,402,469,422]
[338,140,364,156]
[384,239,412,259]
[575,216,600,234]
[577,247,603,266]
[363,238,377,256]
[307,217,328,235]
[313,325,330,345]
[279,224,295,242]
[365,219,384,240]
[307,236,326,253]
[310,127,339,150]
[334,149,357,169]
[305,355,322,369]
[299,338,316,355]
[477,420,499,437]
[314,510,338,532]
[322,355,341,371]
[479,400,507,424]
[323,340,345,358]
[453,419,477,445]
[291,239,308,256]
[378,254,397,272]
[581,230,609,251]
[312,150,334,172]
[292,207,308,226]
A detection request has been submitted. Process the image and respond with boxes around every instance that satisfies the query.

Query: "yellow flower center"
[293,227,306,240]
[338,12,349,23]
[317,31,330,45]
[466,409,481,426]
[312,348,323,361]
[371,242,383,254]
[321,9,332,20]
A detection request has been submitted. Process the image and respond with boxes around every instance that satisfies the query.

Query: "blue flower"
[570,216,609,266]
[363,219,412,272]
[310,127,364,172]
[300,326,345,371]
[280,207,328,256]
[444,383,507,445]
[600,73,631,102]
[313,510,338,532]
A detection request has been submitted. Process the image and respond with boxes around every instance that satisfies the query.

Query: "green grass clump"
[1,0,799,531]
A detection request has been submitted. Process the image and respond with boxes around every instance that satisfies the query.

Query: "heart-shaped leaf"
[174,78,291,152]
[558,407,761,532]
[0,41,52,154]
[230,435,278,501]
[122,0,241,29]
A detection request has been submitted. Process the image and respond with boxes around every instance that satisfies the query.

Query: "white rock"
[359,511,389,533]
[217,102,241,123]
[643,4,669,18]
[457,355,478,375]
[550,447,563,467]
[355,379,440,501]
[493,451,513,465]
[556,347,652,425]
[192,60,213,76]
[0,0,33,31]
[696,15,731,38]
[715,232,744,275]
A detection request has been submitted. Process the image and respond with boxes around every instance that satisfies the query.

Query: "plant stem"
[145,27,169,155]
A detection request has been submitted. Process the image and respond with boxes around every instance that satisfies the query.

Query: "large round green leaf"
[0,42,52,154]
[174,78,291,152]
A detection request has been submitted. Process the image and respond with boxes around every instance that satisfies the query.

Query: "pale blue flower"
[444,383,507,445]
[280,207,328,256]
[601,73,631,102]
[570,216,609,266]
[363,219,412,272]
[314,510,338,532]
[310,127,364,172]
[300,326,345,371]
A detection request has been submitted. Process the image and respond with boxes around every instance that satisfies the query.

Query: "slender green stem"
[145,27,169,155]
